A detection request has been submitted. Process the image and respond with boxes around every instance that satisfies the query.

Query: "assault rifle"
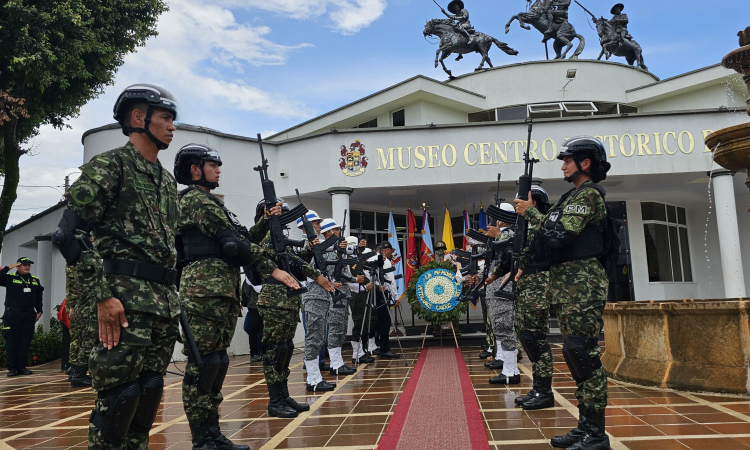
[295,190,348,308]
[332,209,358,287]
[454,245,485,302]
[355,211,377,277]
[496,119,539,299]
[253,134,309,296]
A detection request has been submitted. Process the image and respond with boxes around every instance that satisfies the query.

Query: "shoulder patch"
[69,183,97,205]
[564,205,589,215]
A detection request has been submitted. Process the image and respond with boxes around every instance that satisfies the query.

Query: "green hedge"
[0,318,63,368]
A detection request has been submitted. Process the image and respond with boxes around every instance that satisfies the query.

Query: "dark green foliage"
[0,0,168,250]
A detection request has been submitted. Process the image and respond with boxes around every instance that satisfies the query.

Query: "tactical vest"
[537,184,606,266]
[178,187,244,265]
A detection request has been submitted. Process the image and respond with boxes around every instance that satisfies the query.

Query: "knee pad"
[519,330,541,363]
[562,336,602,383]
[130,372,163,434]
[90,381,141,446]
[283,340,295,369]
[212,351,230,394]
[186,351,222,394]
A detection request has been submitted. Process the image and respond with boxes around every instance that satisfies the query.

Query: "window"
[357,118,377,128]
[496,105,527,121]
[468,109,496,123]
[641,202,692,283]
[392,109,405,127]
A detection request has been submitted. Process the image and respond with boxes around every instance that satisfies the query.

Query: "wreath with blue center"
[407,261,467,325]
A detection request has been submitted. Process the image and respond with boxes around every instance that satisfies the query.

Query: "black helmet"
[254,198,288,223]
[174,144,222,189]
[113,84,178,150]
[530,185,551,214]
[558,136,611,183]
[435,241,447,251]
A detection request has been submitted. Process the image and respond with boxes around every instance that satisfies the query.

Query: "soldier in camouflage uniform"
[257,226,333,418]
[173,144,300,450]
[53,84,180,450]
[514,136,612,450]
[66,260,94,387]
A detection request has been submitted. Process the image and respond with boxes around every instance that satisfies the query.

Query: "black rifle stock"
[253,134,308,296]
[496,119,539,299]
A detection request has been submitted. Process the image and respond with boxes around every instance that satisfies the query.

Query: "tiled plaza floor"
[3,344,750,449]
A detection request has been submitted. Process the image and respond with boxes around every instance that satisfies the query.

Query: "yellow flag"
[442,208,455,253]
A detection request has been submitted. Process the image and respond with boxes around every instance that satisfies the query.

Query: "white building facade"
[2,59,748,354]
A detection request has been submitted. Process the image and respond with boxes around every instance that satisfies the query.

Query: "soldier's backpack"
[586,185,622,281]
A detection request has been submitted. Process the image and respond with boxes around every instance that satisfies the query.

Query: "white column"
[712,170,746,298]
[327,187,353,237]
[35,237,53,332]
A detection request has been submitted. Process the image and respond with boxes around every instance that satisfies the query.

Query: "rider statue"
[608,3,632,46]
[441,0,475,44]
[544,0,571,35]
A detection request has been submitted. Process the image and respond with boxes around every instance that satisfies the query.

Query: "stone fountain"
[705,26,750,207]
[601,28,750,395]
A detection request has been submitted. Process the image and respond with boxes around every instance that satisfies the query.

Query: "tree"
[0,0,168,250]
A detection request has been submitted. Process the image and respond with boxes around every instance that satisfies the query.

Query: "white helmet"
[295,210,321,228]
[500,203,514,213]
[319,218,340,234]
[345,236,358,255]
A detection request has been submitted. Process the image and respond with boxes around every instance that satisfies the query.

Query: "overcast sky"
[9,0,748,227]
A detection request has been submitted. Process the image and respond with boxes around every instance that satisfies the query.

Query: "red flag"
[405,208,418,288]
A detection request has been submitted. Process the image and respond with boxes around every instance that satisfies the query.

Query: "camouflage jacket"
[257,233,321,311]
[178,188,277,320]
[66,142,180,318]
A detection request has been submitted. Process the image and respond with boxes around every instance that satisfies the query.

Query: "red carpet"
[378,347,490,450]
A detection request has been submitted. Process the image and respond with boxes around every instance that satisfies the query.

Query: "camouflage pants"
[67,301,81,367]
[73,301,96,368]
[327,296,349,349]
[516,272,553,378]
[303,298,332,361]
[88,310,179,450]
[553,301,607,413]
[181,296,238,423]
[486,298,516,352]
[258,307,298,385]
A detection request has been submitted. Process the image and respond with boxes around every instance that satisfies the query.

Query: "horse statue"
[424,18,519,79]
[592,18,647,70]
[505,0,585,60]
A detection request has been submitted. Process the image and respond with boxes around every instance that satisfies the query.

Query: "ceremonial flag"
[405,208,418,288]
[420,209,434,266]
[478,207,487,234]
[441,207,455,256]
[462,209,470,250]
[387,211,406,301]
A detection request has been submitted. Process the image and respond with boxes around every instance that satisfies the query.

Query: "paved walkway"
[2,344,750,449]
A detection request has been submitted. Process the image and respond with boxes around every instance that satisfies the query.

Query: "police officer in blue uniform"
[1,257,44,376]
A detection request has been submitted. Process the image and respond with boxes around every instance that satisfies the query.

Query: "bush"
[0,318,62,368]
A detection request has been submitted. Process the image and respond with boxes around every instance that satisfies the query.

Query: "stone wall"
[603,299,750,394]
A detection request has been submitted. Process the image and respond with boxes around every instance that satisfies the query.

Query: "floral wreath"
[407,261,468,325]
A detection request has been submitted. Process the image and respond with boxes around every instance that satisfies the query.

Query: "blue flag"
[478,207,487,234]
[388,211,406,301]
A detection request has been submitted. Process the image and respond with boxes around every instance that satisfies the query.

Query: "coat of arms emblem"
[339,140,368,177]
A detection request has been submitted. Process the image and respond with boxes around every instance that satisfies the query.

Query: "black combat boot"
[489,374,520,384]
[189,418,221,450]
[550,406,587,448]
[281,379,310,412]
[566,409,610,450]
[522,377,554,410]
[306,380,336,392]
[267,383,298,418]
[485,359,503,370]
[330,364,356,376]
[207,413,249,450]
[71,365,92,387]
[515,376,541,406]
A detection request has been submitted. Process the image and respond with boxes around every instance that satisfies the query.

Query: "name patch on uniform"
[565,205,588,214]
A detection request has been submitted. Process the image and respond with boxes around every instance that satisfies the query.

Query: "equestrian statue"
[424,0,519,79]
[576,2,648,70]
[505,0,585,60]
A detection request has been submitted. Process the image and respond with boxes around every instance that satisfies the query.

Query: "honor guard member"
[501,187,555,410]
[66,253,95,387]
[514,136,612,450]
[52,84,180,450]
[346,236,374,364]
[1,257,43,377]
[174,145,298,450]
[257,209,334,418]
[363,243,401,360]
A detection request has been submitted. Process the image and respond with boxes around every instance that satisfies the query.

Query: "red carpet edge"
[455,348,491,450]
[376,347,430,450]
